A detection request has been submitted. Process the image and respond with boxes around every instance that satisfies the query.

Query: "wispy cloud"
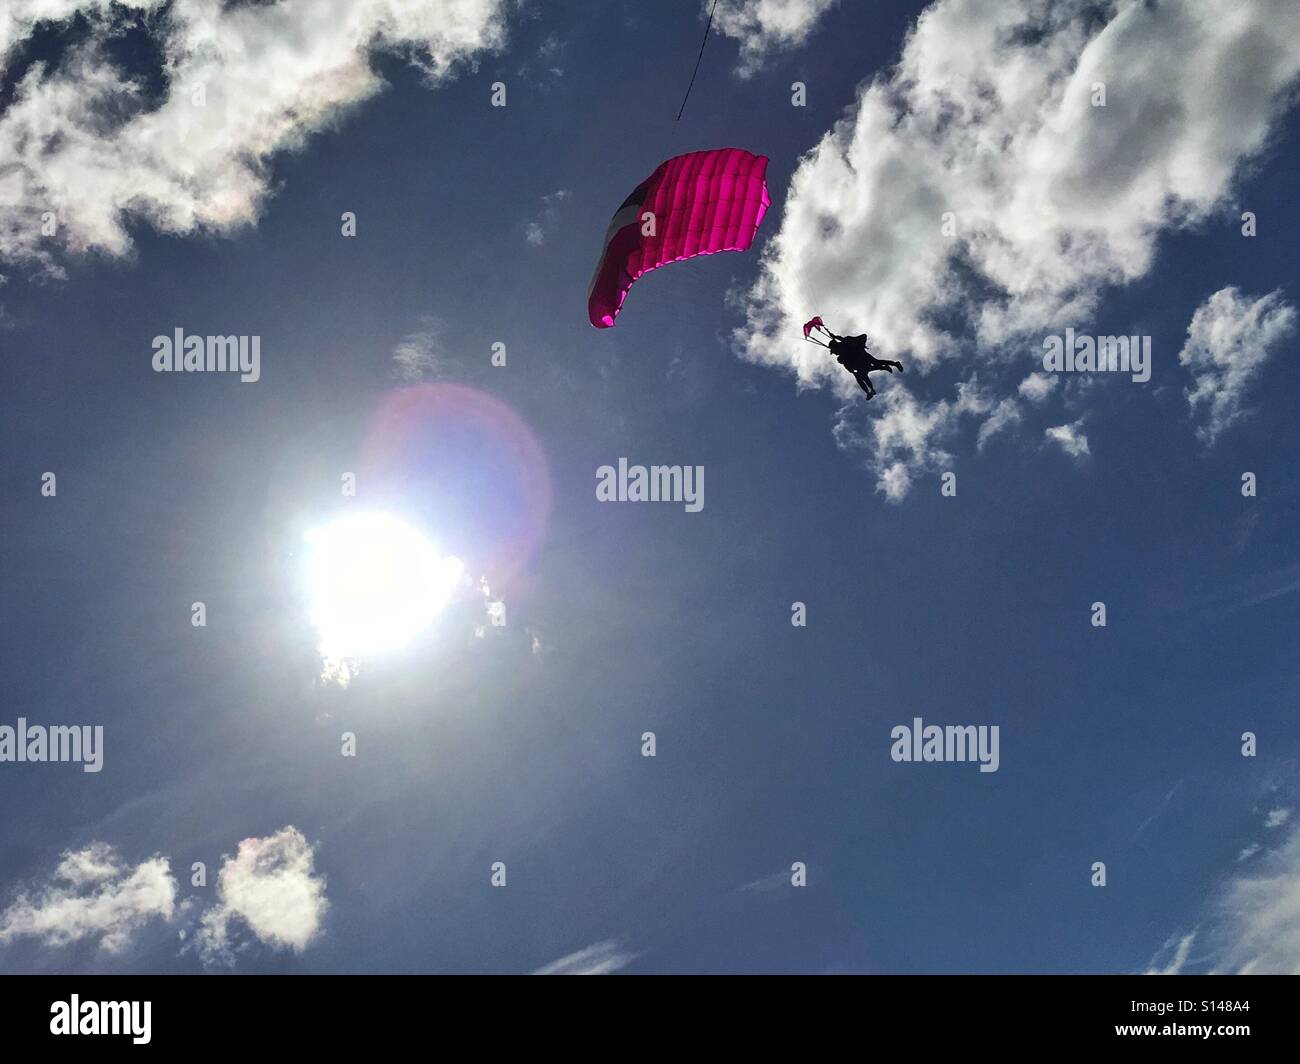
[532,940,638,975]
[1044,419,1089,460]
[0,843,176,954]
[712,0,839,78]
[1226,563,1300,613]
[1179,287,1296,445]
[1145,931,1196,975]
[737,871,786,893]
[514,31,566,84]
[1211,824,1300,973]
[392,317,461,382]
[832,377,995,500]
[1130,780,1184,845]
[1018,373,1057,404]
[1149,819,1300,974]
[523,189,569,247]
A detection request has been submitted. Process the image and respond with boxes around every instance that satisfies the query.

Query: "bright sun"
[305,513,464,683]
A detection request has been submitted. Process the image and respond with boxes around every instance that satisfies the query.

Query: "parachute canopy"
[588,147,771,329]
[802,316,825,339]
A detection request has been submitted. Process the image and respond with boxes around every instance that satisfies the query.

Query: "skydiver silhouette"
[827,332,903,399]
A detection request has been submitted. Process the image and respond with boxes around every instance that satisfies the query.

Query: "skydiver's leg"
[864,355,904,374]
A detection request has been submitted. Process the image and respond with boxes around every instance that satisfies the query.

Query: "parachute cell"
[587,148,771,328]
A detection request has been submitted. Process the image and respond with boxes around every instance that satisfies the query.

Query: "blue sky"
[0,0,1298,974]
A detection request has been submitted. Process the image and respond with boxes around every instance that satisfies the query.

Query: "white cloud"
[0,0,508,275]
[522,188,569,248]
[1145,931,1196,976]
[877,461,911,501]
[1179,287,1297,445]
[0,843,177,954]
[532,939,638,975]
[1237,844,1261,863]
[1234,563,1300,611]
[1151,820,1300,974]
[1265,808,1292,830]
[1018,372,1057,403]
[737,869,793,892]
[537,33,563,65]
[833,377,996,498]
[392,316,459,381]
[734,0,1300,496]
[534,32,564,79]
[977,397,1022,450]
[1044,419,1089,458]
[712,0,838,78]
[1212,824,1300,973]
[514,31,565,84]
[196,827,327,967]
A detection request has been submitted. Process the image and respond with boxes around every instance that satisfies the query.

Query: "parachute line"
[676,0,720,123]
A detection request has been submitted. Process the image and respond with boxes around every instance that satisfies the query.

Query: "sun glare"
[305,513,464,683]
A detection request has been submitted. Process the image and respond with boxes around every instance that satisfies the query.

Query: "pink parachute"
[587,148,771,328]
